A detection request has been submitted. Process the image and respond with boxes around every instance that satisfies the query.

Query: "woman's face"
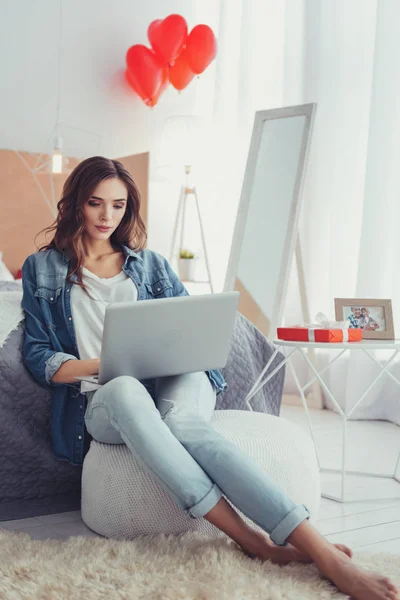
[82,178,128,242]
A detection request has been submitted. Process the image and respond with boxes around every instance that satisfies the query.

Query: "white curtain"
[281,0,400,424]
[198,0,400,424]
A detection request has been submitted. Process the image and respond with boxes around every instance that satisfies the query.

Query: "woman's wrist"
[89,358,100,375]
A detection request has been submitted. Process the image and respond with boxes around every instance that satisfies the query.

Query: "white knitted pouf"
[81,410,320,540]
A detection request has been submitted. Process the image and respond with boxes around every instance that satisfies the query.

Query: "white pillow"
[0,252,15,281]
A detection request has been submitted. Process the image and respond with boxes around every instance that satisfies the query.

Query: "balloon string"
[56,0,63,126]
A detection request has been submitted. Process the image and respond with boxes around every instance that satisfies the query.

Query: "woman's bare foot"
[240,533,398,598]
[317,552,398,600]
[239,530,352,564]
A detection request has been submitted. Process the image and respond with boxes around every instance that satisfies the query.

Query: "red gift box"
[277,326,362,343]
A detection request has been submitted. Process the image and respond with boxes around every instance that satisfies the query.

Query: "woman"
[21,157,397,600]
[360,307,380,331]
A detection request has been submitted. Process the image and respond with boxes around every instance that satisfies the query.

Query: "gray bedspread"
[217,312,284,415]
[0,281,285,521]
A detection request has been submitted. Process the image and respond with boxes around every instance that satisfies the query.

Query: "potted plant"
[178,248,197,281]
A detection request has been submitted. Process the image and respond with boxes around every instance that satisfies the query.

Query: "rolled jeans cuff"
[269,504,310,546]
[188,483,223,519]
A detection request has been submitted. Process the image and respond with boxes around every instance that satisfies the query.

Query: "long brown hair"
[37,156,147,293]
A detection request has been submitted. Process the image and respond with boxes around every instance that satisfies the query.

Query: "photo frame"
[334,298,395,340]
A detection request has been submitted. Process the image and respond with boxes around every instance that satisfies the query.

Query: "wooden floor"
[282,405,400,554]
[1,406,399,553]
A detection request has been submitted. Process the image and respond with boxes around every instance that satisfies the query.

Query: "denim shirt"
[21,245,227,467]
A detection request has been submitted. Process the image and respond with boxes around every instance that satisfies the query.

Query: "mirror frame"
[223,102,317,339]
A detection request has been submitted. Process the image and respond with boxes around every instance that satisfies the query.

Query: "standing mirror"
[224,103,317,340]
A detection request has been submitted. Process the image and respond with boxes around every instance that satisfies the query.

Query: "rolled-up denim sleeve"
[21,257,77,387]
[44,352,77,385]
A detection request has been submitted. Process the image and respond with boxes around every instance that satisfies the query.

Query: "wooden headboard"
[0,150,149,276]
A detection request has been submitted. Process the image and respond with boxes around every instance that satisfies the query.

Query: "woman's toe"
[334,543,353,558]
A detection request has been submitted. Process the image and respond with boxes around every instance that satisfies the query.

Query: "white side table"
[244,338,400,503]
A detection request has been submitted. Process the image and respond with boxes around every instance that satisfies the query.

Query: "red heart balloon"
[185,24,217,74]
[147,19,162,49]
[146,70,169,107]
[125,66,168,107]
[168,48,195,91]
[125,68,140,94]
[126,44,166,105]
[149,14,188,66]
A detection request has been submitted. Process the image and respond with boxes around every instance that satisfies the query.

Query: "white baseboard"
[282,391,324,410]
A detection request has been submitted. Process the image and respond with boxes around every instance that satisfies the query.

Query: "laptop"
[76,291,239,386]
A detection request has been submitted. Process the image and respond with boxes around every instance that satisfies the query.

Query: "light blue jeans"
[84,371,309,545]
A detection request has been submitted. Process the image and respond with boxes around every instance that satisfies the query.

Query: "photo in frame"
[334,298,395,340]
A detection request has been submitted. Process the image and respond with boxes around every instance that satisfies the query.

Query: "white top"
[274,338,400,350]
[71,267,138,393]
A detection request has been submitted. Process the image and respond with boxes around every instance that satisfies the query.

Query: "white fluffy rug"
[1,529,400,600]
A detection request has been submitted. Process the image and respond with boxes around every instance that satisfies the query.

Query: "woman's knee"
[156,371,206,397]
[160,372,216,424]
[105,375,143,394]
[85,376,156,443]
[101,376,154,409]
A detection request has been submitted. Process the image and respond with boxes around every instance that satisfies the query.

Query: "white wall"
[0,0,306,295]
[0,0,221,267]
[0,0,201,159]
